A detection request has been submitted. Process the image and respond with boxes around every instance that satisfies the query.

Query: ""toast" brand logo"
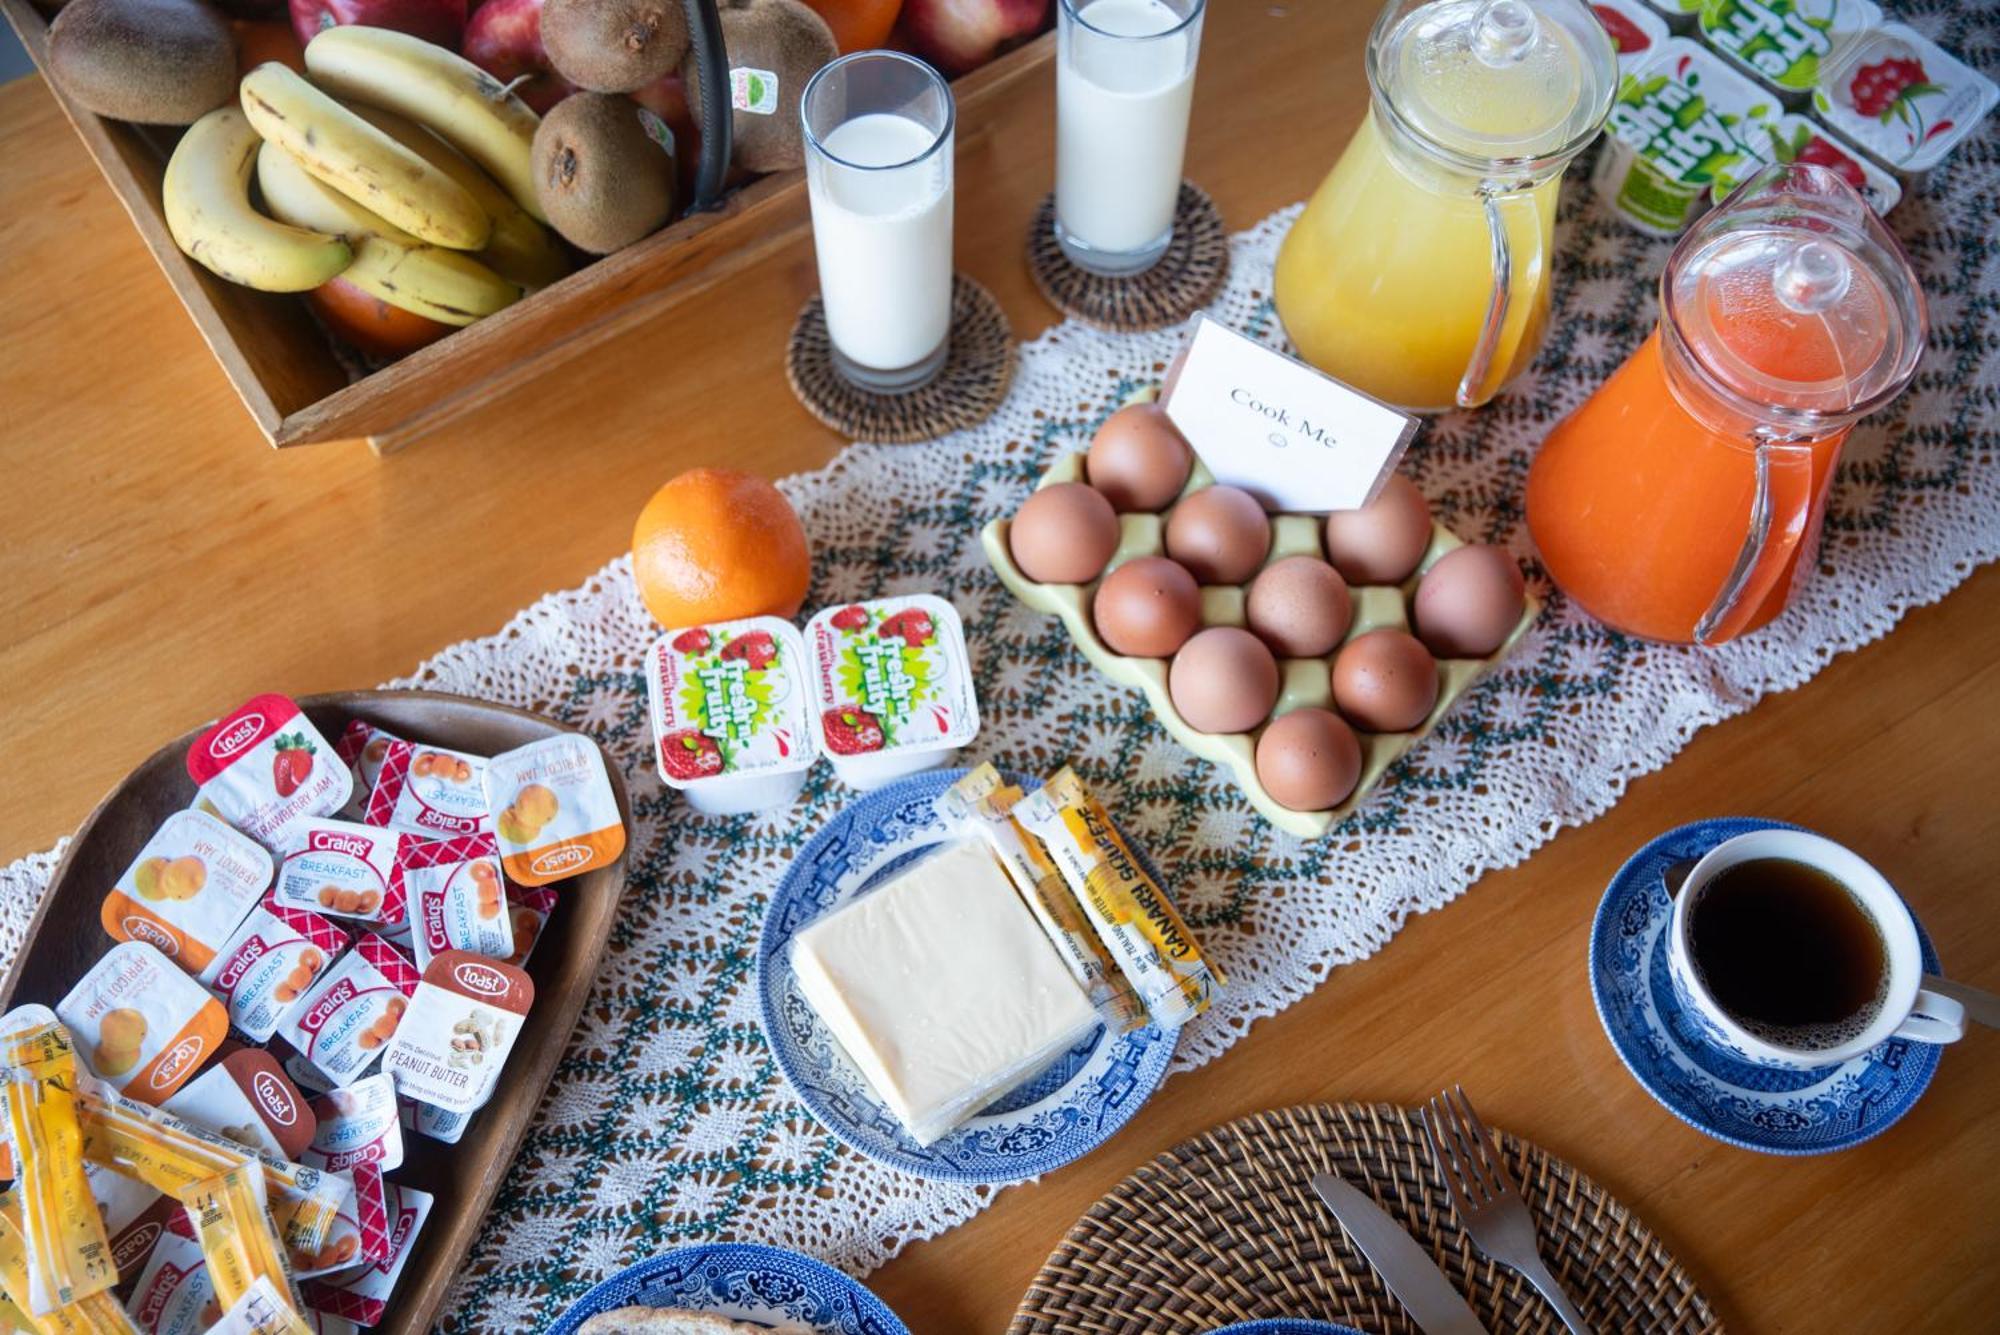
[148,1035,207,1090]
[111,1220,161,1272]
[251,1069,296,1125]
[532,845,591,876]
[208,714,265,761]
[121,916,179,956]
[453,962,508,997]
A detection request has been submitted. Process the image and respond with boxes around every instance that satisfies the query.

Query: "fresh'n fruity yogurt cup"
[1812,22,1998,178]
[645,617,818,815]
[482,734,626,886]
[1592,0,1668,72]
[99,809,273,982]
[1592,38,1779,235]
[1715,111,1901,212]
[1698,0,1880,101]
[188,694,354,854]
[1637,0,1698,32]
[804,594,981,790]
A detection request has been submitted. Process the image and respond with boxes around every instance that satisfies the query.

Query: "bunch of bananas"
[165,26,569,330]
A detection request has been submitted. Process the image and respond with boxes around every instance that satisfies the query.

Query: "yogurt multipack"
[804,595,981,790]
[1697,0,1880,100]
[1812,21,1998,178]
[645,616,819,814]
[1593,38,1779,234]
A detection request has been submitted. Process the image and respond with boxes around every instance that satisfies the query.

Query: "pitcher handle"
[1692,436,1817,645]
[1456,190,1514,410]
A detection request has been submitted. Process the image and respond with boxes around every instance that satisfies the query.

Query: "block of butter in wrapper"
[1015,768,1222,1029]
[789,839,1099,1147]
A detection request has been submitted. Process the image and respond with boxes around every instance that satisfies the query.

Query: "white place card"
[1161,314,1418,513]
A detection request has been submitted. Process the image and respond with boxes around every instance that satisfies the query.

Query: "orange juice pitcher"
[1527,163,1927,645]
[1273,0,1616,411]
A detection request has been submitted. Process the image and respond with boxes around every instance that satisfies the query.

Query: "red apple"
[462,0,576,113]
[291,0,466,52]
[895,0,1048,77]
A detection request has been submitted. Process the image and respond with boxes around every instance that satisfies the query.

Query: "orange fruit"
[307,278,454,362]
[801,0,903,53]
[632,468,811,629]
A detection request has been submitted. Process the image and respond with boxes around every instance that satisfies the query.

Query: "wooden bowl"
[0,689,631,1334]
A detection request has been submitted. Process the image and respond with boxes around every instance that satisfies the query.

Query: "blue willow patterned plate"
[1206,1323,1366,1335]
[757,767,1178,1185]
[546,1241,909,1335]
[1589,817,1941,1155]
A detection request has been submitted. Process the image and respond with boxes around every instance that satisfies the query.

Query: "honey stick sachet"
[0,1025,116,1315]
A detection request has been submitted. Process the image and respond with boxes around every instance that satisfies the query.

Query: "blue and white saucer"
[1207,1322,1365,1335]
[547,1242,909,1335]
[1589,817,1941,1155]
[758,767,1177,1185]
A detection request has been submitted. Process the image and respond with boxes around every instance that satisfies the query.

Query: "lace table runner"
[5,14,1996,1325]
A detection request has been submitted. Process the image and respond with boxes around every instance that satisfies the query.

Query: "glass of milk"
[1056,0,1205,277]
[801,52,956,394]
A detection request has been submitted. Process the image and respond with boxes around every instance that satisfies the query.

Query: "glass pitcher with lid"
[1527,163,1928,645]
[1273,0,1616,412]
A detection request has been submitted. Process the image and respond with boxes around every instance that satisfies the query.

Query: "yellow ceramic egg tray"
[980,451,1541,839]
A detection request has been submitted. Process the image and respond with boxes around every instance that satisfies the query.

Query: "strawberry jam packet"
[333,722,401,822]
[1812,22,1997,176]
[380,951,534,1118]
[208,901,347,1044]
[100,809,273,983]
[805,594,982,791]
[393,834,516,971]
[160,1048,317,1162]
[645,617,819,815]
[57,942,228,1103]
[273,820,403,927]
[276,936,419,1088]
[300,1075,402,1175]
[481,735,626,886]
[363,741,493,839]
[188,695,354,854]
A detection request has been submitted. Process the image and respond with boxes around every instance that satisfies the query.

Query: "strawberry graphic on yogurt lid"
[671,627,712,654]
[820,707,884,756]
[829,605,869,632]
[659,730,724,780]
[719,630,778,671]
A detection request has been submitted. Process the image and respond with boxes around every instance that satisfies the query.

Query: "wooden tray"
[0,0,1054,452]
[0,689,631,1334]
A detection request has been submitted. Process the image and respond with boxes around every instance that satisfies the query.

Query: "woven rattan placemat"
[785,273,1015,444]
[1026,182,1228,332]
[1011,1103,1722,1334]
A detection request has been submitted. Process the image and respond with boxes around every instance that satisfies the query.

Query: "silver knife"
[1310,1173,1490,1335]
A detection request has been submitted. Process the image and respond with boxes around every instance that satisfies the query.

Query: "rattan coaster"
[1026,182,1228,332]
[785,274,1015,445]
[1011,1103,1722,1335]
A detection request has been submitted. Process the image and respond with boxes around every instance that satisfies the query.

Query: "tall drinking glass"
[1055,0,1205,276]
[802,51,956,394]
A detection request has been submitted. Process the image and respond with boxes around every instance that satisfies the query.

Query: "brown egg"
[1009,482,1121,585]
[1413,544,1527,658]
[1086,403,1193,512]
[1255,708,1363,811]
[1093,556,1203,658]
[1165,485,1271,584]
[1246,556,1353,658]
[1323,474,1433,585]
[1169,627,1280,734]
[1332,629,1438,734]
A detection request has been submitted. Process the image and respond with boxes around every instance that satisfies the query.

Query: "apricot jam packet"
[272,823,402,928]
[100,812,272,983]
[363,742,493,839]
[275,938,418,1088]
[482,735,625,887]
[381,951,534,1117]
[0,1025,116,1315]
[57,944,227,1104]
[209,905,347,1046]
[394,835,514,972]
[188,697,353,855]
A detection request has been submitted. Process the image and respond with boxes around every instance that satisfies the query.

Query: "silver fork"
[1421,1086,1594,1335]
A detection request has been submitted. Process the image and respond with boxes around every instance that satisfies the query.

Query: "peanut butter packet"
[160,1051,316,1163]
[188,697,353,855]
[99,812,272,983]
[380,952,534,1118]
[1,1025,116,1315]
[482,735,625,886]
[57,945,228,1104]
[1015,767,1223,1029]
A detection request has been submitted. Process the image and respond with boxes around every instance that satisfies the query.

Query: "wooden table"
[2,2,1994,1330]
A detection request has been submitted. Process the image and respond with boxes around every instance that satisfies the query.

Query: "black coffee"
[1689,857,1887,1049]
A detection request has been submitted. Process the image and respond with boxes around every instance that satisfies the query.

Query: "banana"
[257,141,519,326]
[239,61,489,251]
[303,26,546,225]
[163,106,352,292]
[345,103,570,290]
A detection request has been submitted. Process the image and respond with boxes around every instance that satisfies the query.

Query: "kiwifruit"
[543,0,691,94]
[532,92,678,254]
[47,0,235,125]
[682,0,837,174]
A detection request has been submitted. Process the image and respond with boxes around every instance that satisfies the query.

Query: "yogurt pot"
[1593,38,1780,235]
[1812,22,1997,180]
[645,616,819,815]
[1698,0,1880,103]
[1592,0,1669,73]
[1715,111,1901,213]
[804,594,981,790]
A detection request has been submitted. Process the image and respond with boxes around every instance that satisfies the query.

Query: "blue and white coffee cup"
[1667,828,1966,1069]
